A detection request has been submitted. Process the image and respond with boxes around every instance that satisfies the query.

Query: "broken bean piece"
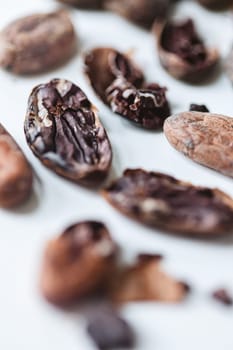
[24,79,112,186]
[189,104,209,112]
[164,112,233,178]
[106,78,170,129]
[84,47,144,104]
[57,0,102,8]
[40,221,118,305]
[0,124,33,208]
[102,169,233,235]
[87,306,135,349]
[154,18,219,81]
[0,10,76,74]
[212,289,233,306]
[109,254,189,303]
[104,0,170,28]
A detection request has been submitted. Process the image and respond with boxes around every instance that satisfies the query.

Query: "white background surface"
[0,0,233,349]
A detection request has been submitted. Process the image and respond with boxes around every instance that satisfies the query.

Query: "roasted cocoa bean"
[106,78,170,129]
[0,10,76,74]
[87,306,135,349]
[102,169,233,235]
[189,104,209,112]
[57,0,102,7]
[85,47,144,103]
[24,79,112,186]
[164,112,233,178]
[154,18,219,81]
[40,221,118,305]
[104,0,170,28]
[109,254,189,303]
[0,124,33,208]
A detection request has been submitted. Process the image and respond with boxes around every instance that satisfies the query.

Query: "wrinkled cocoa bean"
[164,112,233,178]
[57,0,102,8]
[109,254,189,303]
[104,0,170,28]
[24,79,112,186]
[154,18,219,81]
[189,104,209,112]
[0,10,76,74]
[40,221,118,305]
[0,124,33,208]
[102,169,233,235]
[87,306,135,349]
[85,47,144,103]
[106,78,170,129]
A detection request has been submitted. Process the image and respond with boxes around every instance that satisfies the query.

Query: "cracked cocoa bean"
[24,79,112,186]
[40,221,118,305]
[154,18,219,81]
[0,10,76,74]
[85,47,144,104]
[109,254,189,303]
[102,169,233,235]
[0,124,33,208]
[164,112,233,178]
[57,0,102,7]
[106,78,170,129]
[104,0,170,28]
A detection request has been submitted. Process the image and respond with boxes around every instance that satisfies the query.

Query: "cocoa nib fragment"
[109,254,189,303]
[85,47,144,103]
[87,306,135,349]
[106,78,170,129]
[154,18,219,81]
[57,0,102,8]
[212,289,233,306]
[0,124,33,208]
[102,169,233,235]
[0,10,76,74]
[40,221,118,305]
[24,79,112,186]
[104,0,170,28]
[164,112,233,178]
[189,104,209,112]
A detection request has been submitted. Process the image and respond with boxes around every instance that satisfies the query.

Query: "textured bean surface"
[24,79,112,185]
[0,124,33,208]
[0,10,76,74]
[102,169,233,235]
[164,112,233,178]
[40,221,117,305]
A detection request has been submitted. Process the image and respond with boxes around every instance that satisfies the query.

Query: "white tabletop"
[0,1,233,349]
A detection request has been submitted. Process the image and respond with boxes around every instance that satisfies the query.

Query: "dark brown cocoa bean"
[40,221,118,305]
[102,169,233,235]
[84,47,144,103]
[57,0,102,7]
[153,18,219,81]
[0,124,33,208]
[24,79,112,186]
[109,254,189,303]
[0,10,76,74]
[87,306,135,349]
[189,104,209,112]
[104,0,170,28]
[164,112,233,178]
[106,78,170,129]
